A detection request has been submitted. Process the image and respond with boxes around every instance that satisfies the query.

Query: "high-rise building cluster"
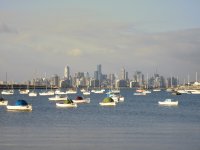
[28,64,179,89]
[0,64,180,89]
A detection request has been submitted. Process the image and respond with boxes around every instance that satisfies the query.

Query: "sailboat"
[82,87,91,95]
[39,77,54,96]
[29,79,37,97]
[19,84,29,94]
[1,89,14,95]
[1,73,14,95]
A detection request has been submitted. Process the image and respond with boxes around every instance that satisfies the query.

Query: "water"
[0,89,200,150]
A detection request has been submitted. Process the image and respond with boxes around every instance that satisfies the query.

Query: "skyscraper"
[97,64,102,81]
[121,67,126,80]
[64,66,70,79]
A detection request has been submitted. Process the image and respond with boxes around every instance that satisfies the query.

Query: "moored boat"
[99,97,116,106]
[49,95,68,101]
[29,91,37,97]
[153,88,161,92]
[1,90,14,95]
[158,99,178,106]
[39,90,55,96]
[0,97,8,106]
[19,89,29,94]
[66,89,77,94]
[134,92,146,96]
[55,89,67,95]
[92,89,105,94]
[7,100,32,111]
[83,91,91,95]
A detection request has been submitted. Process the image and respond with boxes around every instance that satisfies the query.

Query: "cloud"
[0,10,200,82]
[67,48,82,56]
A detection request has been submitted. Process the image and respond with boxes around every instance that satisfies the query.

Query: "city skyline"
[0,65,199,87]
[0,0,200,82]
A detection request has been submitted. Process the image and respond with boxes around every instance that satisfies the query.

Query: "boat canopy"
[15,100,28,106]
[64,99,74,104]
[76,96,83,100]
[103,97,114,103]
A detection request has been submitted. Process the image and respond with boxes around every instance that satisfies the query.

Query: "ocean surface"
[0,89,200,150]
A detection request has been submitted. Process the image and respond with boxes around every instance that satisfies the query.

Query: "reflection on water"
[0,89,200,150]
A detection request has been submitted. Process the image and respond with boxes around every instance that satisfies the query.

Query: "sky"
[0,0,200,82]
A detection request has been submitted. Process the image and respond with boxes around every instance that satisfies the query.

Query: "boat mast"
[196,72,198,82]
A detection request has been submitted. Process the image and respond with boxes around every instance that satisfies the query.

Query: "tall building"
[120,67,128,81]
[133,71,144,87]
[121,67,126,80]
[94,71,98,80]
[97,64,102,81]
[64,65,70,79]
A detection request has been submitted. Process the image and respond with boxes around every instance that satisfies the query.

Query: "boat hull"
[158,101,178,106]
[134,92,146,95]
[99,102,116,106]
[39,91,55,96]
[49,96,68,101]
[72,98,90,104]
[56,103,77,108]
[0,101,8,106]
[7,105,32,111]
[1,90,14,95]
[29,92,37,97]
[19,90,29,94]
[83,91,91,95]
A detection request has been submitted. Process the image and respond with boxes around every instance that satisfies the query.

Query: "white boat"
[99,97,116,106]
[143,90,151,94]
[49,95,68,101]
[158,99,178,106]
[106,89,120,94]
[0,97,8,106]
[80,89,86,92]
[55,89,67,95]
[153,89,161,92]
[7,100,32,111]
[29,91,37,97]
[72,96,90,103]
[134,92,146,96]
[1,90,14,95]
[66,89,77,94]
[39,90,55,96]
[166,88,173,92]
[19,89,29,94]
[56,101,77,108]
[83,91,91,95]
[92,89,105,94]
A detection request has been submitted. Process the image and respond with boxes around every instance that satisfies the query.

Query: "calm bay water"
[0,89,200,150]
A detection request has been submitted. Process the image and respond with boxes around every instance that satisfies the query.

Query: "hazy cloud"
[0,2,200,82]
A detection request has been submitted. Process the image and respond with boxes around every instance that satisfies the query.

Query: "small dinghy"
[99,97,116,106]
[7,100,32,111]
[158,99,178,106]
